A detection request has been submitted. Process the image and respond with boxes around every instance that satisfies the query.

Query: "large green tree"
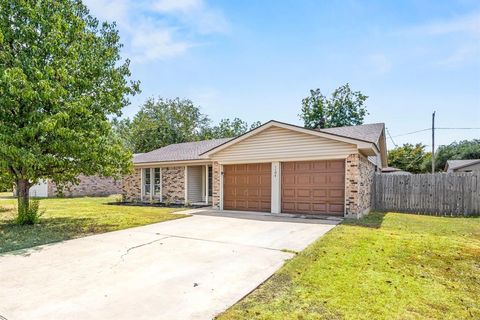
[388,143,431,174]
[128,98,210,153]
[299,84,368,129]
[433,139,480,171]
[122,98,262,153]
[0,0,139,223]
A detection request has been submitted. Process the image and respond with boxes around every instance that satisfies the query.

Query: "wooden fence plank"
[372,172,479,216]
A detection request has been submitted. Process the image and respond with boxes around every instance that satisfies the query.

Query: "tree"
[387,143,430,173]
[0,0,139,223]
[111,118,134,152]
[299,84,368,129]
[202,118,262,139]
[128,98,210,153]
[433,139,480,171]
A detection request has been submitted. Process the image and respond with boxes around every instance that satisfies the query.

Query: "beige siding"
[187,166,203,202]
[211,126,357,163]
[454,162,480,172]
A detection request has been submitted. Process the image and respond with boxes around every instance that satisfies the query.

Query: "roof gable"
[201,120,384,158]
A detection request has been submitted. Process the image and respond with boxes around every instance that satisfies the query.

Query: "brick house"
[20,175,122,198]
[123,120,387,218]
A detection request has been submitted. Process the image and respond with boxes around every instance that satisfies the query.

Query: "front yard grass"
[0,195,187,254]
[217,213,480,320]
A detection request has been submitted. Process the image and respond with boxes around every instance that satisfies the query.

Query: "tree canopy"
[388,143,431,173]
[299,84,368,129]
[0,0,139,222]
[114,98,262,153]
[434,139,480,171]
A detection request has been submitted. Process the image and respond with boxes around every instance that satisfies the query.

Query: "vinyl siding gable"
[211,126,357,163]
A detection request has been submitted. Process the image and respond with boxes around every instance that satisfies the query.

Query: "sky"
[83,0,480,150]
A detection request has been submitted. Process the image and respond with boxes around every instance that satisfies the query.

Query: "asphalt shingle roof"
[446,159,480,170]
[133,121,385,164]
[133,138,232,164]
[318,123,384,146]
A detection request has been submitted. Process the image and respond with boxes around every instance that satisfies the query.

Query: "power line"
[391,127,480,138]
[386,127,398,147]
[435,127,480,130]
[392,128,430,137]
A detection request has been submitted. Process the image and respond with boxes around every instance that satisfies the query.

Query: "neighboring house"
[123,120,387,218]
[381,166,411,175]
[15,175,122,198]
[445,159,480,173]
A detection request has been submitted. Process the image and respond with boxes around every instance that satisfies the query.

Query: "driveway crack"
[112,236,170,268]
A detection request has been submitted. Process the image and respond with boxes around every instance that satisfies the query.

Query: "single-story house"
[445,159,480,173]
[123,120,387,218]
[15,175,122,198]
[381,166,411,175]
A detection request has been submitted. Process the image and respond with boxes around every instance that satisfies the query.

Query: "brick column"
[212,161,221,209]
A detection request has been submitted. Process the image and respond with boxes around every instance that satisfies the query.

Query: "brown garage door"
[223,163,271,212]
[282,160,345,215]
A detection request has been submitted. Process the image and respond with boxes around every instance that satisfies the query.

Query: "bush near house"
[218,213,480,320]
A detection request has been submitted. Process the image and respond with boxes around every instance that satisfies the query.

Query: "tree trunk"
[16,178,31,220]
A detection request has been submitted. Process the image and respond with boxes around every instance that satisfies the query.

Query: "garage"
[281,160,345,215]
[223,163,271,212]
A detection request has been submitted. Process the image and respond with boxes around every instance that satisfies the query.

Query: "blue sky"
[84,0,480,150]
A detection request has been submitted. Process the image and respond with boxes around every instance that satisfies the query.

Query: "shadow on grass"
[342,212,386,229]
[0,216,116,256]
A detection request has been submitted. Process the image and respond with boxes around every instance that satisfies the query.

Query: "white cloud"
[406,11,480,37]
[131,26,193,62]
[153,0,202,13]
[83,0,229,63]
[438,44,480,67]
[151,0,229,34]
[369,53,392,75]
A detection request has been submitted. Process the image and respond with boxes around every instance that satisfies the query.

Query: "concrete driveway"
[0,210,339,320]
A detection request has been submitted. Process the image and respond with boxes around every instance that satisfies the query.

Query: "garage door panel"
[224,163,271,212]
[328,161,345,171]
[312,203,327,212]
[329,189,344,198]
[281,160,345,216]
[296,202,312,211]
[313,175,328,185]
[296,175,311,185]
[296,189,311,198]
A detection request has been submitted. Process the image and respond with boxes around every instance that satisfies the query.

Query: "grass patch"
[0,195,187,254]
[217,213,480,320]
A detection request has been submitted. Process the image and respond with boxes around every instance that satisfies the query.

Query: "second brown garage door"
[282,160,345,215]
[223,163,271,212]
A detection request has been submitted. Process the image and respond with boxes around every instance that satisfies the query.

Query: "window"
[154,168,161,197]
[208,166,213,197]
[144,169,151,197]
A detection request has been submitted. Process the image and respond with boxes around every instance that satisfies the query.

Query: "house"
[381,166,411,174]
[445,159,480,173]
[123,120,387,218]
[15,175,122,198]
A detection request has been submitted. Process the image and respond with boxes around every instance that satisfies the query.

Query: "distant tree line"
[388,140,480,173]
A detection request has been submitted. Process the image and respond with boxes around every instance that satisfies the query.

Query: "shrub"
[15,199,43,225]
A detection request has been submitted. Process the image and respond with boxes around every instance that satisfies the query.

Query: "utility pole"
[432,111,435,174]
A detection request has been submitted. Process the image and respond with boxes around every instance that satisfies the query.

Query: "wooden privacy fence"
[372,172,480,216]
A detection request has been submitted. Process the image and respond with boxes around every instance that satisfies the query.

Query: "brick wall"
[122,168,141,201]
[49,175,123,197]
[162,167,185,203]
[345,153,376,218]
[212,161,221,209]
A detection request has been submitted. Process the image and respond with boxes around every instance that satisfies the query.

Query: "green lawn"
[0,194,187,254]
[218,213,480,320]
